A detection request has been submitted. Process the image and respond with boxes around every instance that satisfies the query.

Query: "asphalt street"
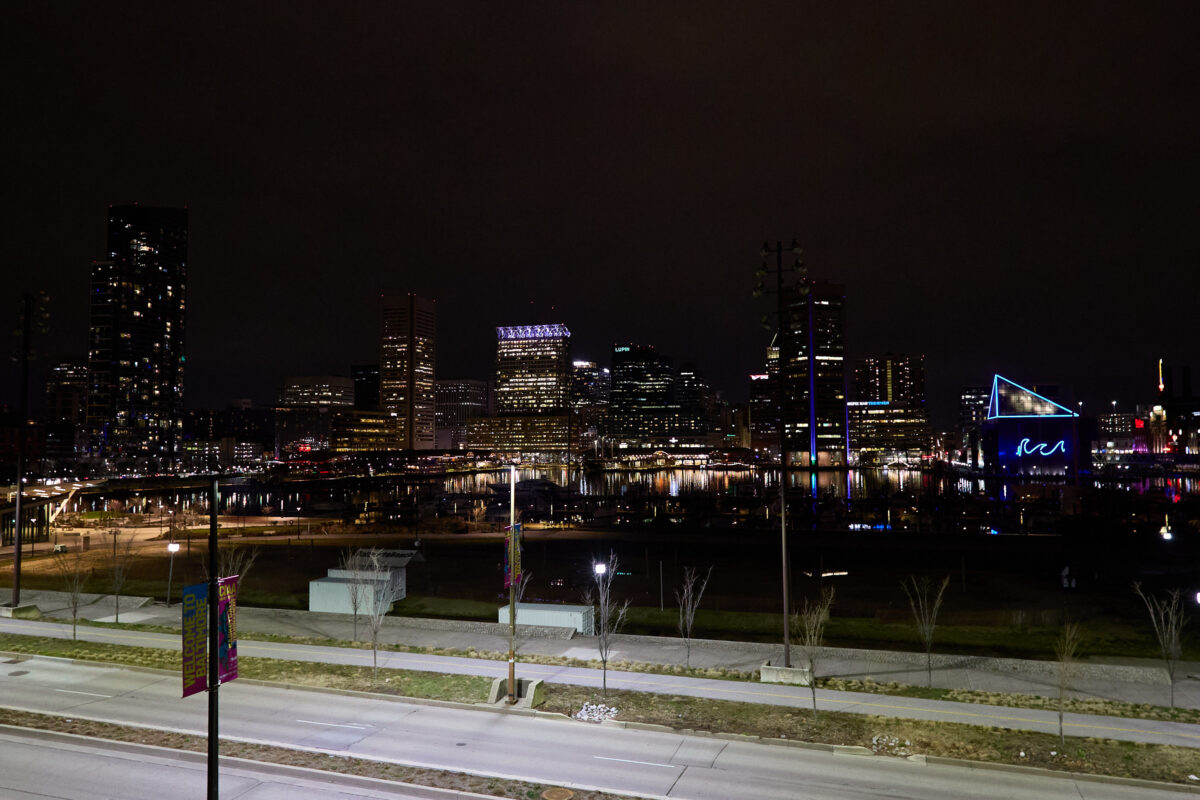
[3,615,1200,750]
[1,658,1193,800]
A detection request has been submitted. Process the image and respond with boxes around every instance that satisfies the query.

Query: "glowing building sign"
[496,324,571,341]
[986,375,1078,419]
[1016,438,1066,457]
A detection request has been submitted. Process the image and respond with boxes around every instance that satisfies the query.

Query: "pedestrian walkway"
[4,587,1199,715]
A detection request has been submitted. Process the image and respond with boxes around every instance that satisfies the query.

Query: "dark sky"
[4,3,1198,427]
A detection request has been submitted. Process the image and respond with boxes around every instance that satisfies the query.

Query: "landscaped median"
[2,633,1200,788]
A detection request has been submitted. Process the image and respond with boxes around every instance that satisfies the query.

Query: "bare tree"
[900,575,950,686]
[1053,621,1082,745]
[362,548,398,682]
[53,550,90,640]
[1133,582,1190,707]
[675,566,712,667]
[792,586,835,715]
[341,548,370,641]
[585,551,631,699]
[106,531,135,623]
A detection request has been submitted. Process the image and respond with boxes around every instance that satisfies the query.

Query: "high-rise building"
[849,353,931,464]
[86,204,188,465]
[572,360,610,451]
[466,324,572,460]
[958,385,989,467]
[854,353,925,406]
[380,294,437,449]
[352,364,381,411]
[279,376,355,407]
[608,344,676,445]
[45,359,89,425]
[777,280,848,467]
[494,324,571,414]
[435,379,489,449]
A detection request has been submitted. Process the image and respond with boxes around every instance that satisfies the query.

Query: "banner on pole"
[217,575,239,683]
[181,582,208,698]
[504,523,522,588]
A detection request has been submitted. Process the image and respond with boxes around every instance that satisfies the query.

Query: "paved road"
[0,726,452,799]
[5,615,1200,751]
[2,658,1194,800]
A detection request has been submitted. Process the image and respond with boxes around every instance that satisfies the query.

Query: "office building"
[279,376,355,407]
[958,385,989,467]
[352,364,381,411]
[86,204,188,466]
[435,378,489,449]
[572,360,610,451]
[777,280,848,467]
[380,294,437,449]
[467,324,572,459]
[494,324,570,414]
[849,353,931,463]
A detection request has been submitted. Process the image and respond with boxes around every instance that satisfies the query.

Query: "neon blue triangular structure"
[986,375,1078,419]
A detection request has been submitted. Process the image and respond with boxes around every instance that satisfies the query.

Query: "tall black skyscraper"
[87,205,188,466]
[779,280,848,467]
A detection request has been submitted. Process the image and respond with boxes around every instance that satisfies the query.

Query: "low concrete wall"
[395,616,575,640]
[761,661,811,686]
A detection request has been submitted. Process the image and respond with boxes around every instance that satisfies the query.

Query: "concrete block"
[0,605,41,619]
[760,661,811,686]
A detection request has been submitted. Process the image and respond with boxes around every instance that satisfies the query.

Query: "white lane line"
[594,755,676,769]
[295,719,370,730]
[54,689,112,698]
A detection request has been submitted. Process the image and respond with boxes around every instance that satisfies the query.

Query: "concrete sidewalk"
[5,587,1199,711]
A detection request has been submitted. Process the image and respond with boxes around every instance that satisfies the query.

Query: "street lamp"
[755,239,805,668]
[593,561,607,576]
[166,541,181,608]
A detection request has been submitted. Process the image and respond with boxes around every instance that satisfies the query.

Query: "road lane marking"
[594,756,676,769]
[296,719,370,729]
[54,689,112,698]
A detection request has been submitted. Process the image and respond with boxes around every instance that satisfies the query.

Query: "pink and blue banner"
[180,576,240,698]
[217,575,239,683]
[181,583,208,698]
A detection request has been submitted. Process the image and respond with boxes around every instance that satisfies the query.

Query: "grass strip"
[0,710,628,800]
[3,632,1199,786]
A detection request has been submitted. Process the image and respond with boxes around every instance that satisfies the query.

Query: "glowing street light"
[593,562,607,576]
[166,541,181,608]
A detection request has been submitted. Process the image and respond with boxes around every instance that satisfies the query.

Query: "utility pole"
[754,241,804,668]
[207,475,220,800]
[507,463,517,704]
[10,291,48,608]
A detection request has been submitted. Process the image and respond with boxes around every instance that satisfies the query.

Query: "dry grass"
[819,677,1200,725]
[542,685,1200,786]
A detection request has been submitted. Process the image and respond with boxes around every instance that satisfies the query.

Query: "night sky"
[4,3,1198,427]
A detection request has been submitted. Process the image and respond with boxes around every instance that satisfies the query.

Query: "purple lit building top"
[496,324,571,341]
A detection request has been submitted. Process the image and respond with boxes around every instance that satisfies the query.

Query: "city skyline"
[4,5,1199,430]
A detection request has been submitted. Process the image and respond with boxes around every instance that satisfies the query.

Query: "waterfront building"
[958,385,989,467]
[571,360,610,453]
[331,409,401,453]
[467,324,571,459]
[86,204,188,467]
[981,374,1083,476]
[352,364,381,411]
[435,378,489,449]
[280,376,355,407]
[850,353,931,464]
[776,280,848,467]
[380,294,437,449]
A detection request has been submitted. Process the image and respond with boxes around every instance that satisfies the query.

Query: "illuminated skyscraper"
[778,280,848,467]
[380,294,437,449]
[849,353,931,463]
[86,204,188,465]
[494,324,570,413]
[466,324,574,460]
[435,378,489,449]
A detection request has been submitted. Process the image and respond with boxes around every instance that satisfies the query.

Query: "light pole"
[506,463,519,704]
[166,541,180,607]
[754,240,804,668]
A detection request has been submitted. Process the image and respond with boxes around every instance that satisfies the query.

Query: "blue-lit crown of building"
[496,324,571,340]
[986,375,1078,419]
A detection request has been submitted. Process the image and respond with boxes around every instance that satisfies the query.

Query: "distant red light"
[1134,419,1145,429]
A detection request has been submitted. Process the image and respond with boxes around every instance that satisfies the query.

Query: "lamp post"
[754,240,804,668]
[166,541,180,607]
[507,463,518,704]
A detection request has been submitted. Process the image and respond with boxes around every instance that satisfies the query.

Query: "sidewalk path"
[3,593,1200,750]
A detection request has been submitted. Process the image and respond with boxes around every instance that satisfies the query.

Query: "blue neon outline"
[1016,437,1067,457]
[986,374,1078,419]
